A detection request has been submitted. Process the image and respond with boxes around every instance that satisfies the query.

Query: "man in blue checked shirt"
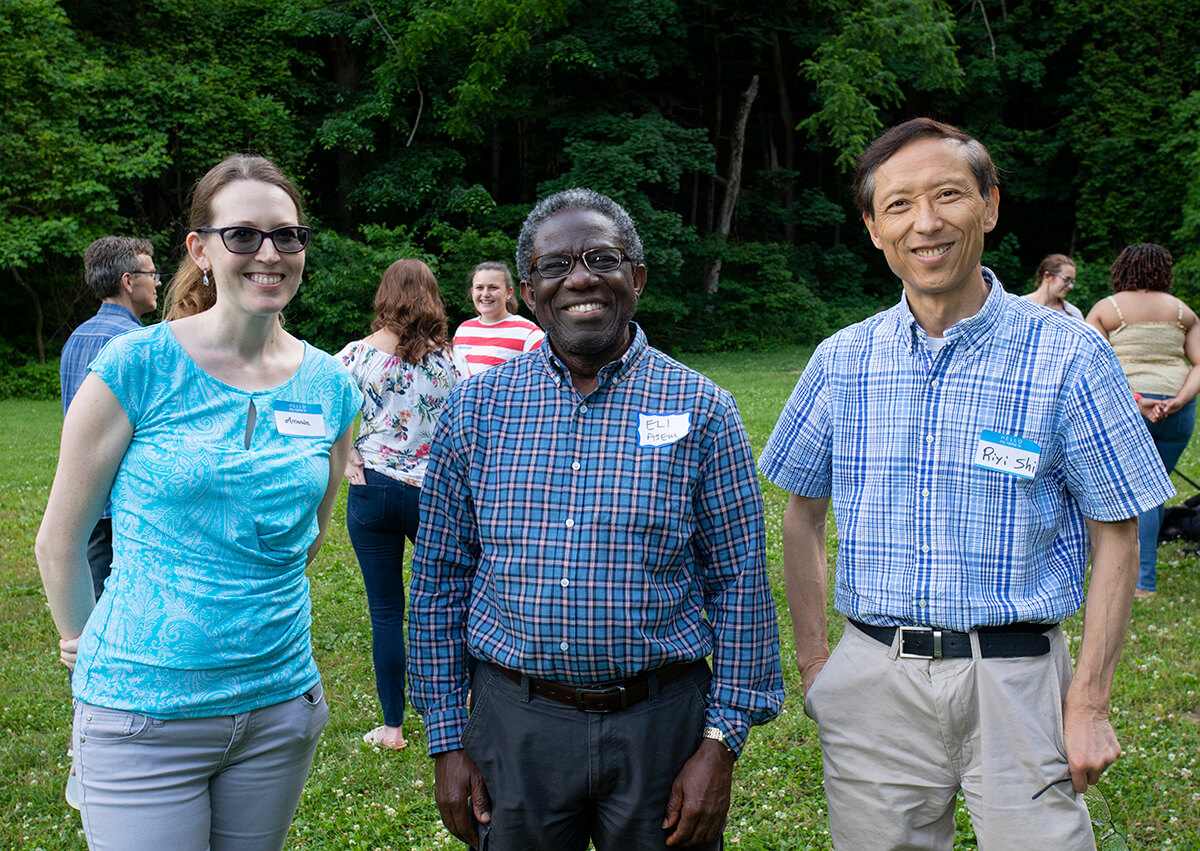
[762,119,1174,849]
[409,188,784,850]
[59,236,160,600]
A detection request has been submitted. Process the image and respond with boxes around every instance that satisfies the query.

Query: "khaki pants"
[805,622,1095,850]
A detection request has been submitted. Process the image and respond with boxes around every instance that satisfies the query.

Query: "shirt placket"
[557,390,595,668]
[913,342,944,622]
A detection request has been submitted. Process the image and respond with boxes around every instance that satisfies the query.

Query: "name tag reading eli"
[638,411,691,447]
[273,401,325,438]
[973,429,1040,479]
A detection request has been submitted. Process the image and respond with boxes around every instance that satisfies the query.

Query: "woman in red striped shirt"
[452,261,544,376]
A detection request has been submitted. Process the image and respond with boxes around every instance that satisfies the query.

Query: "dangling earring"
[202,268,211,287]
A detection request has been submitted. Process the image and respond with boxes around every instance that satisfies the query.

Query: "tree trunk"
[13,267,46,362]
[771,32,796,244]
[705,75,759,296]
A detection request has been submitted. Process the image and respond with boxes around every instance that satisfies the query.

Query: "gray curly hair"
[515,188,644,281]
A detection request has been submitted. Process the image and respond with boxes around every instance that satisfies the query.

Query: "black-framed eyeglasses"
[197,225,311,254]
[1033,778,1130,850]
[1050,271,1077,286]
[126,270,161,283]
[530,247,630,279]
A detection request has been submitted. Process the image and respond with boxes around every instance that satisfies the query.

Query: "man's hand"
[662,737,736,846]
[1063,691,1121,793]
[433,749,491,849]
[798,652,830,698]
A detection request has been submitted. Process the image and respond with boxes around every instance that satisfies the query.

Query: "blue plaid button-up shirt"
[410,325,784,755]
[760,270,1173,632]
[59,302,143,519]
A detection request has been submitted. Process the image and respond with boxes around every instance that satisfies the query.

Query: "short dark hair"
[83,236,155,299]
[854,118,999,218]
[1110,243,1173,293]
[1034,253,1074,288]
[515,188,644,281]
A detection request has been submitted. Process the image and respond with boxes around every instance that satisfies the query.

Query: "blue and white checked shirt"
[59,302,143,519]
[410,325,784,755]
[759,270,1174,632]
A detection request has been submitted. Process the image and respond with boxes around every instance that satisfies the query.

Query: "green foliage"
[0,360,60,401]
[799,0,962,169]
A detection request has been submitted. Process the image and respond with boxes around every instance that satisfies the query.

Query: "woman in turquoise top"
[36,155,359,850]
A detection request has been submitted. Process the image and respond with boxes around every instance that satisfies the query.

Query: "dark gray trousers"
[463,660,722,851]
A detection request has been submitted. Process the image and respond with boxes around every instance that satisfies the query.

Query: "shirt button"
[560,578,570,587]
[565,518,575,528]
[921,544,930,553]
[571,461,581,471]
[925,435,934,443]
[922,489,930,497]
[560,641,569,651]
[580,404,588,413]
[931,379,940,388]
[918,600,928,608]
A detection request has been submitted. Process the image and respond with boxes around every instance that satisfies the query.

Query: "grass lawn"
[2,346,1198,849]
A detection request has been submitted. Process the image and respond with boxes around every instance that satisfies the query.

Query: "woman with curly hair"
[337,259,460,749]
[1087,243,1200,598]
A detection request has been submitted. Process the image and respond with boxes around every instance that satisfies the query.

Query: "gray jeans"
[73,682,328,851]
[463,660,721,851]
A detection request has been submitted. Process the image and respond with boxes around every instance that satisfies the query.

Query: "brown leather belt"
[493,660,696,713]
[849,619,1055,659]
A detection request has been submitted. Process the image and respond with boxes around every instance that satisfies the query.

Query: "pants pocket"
[347,483,387,528]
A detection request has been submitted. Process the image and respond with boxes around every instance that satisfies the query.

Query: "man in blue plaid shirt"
[59,236,159,600]
[409,188,784,850]
[760,119,1173,849]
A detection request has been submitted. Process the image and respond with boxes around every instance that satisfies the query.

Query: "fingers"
[471,770,492,825]
[59,636,78,670]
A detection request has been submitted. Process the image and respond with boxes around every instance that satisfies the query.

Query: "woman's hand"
[345,446,366,485]
[1154,397,1185,419]
[1136,395,1161,421]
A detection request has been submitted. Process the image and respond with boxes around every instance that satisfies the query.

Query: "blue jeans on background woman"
[347,468,421,727]
[1138,395,1196,592]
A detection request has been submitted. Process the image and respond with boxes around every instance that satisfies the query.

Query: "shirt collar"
[537,323,648,390]
[893,267,1006,352]
[98,301,141,324]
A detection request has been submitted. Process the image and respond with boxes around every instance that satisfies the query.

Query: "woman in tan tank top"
[1086,243,1200,598]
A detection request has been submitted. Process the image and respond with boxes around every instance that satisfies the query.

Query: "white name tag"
[974,429,1040,479]
[637,411,691,447]
[273,401,325,438]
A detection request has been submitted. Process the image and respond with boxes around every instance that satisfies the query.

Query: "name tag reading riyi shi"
[973,429,1040,479]
[638,411,692,447]
[273,401,325,438]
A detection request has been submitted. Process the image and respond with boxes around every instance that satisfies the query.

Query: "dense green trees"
[3,0,1199,362]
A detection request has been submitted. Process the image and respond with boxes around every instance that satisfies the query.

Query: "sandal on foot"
[362,725,408,751]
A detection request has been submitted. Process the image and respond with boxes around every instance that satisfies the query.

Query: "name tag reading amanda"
[638,411,691,447]
[273,401,325,438]
[974,429,1040,479]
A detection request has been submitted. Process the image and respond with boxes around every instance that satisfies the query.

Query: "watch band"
[702,725,734,752]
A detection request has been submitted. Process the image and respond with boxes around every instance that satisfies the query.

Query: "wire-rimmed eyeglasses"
[1032,778,1130,850]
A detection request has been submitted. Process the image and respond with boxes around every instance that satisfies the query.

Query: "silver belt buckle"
[898,626,943,659]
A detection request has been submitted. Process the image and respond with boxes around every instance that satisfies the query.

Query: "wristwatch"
[702,725,735,753]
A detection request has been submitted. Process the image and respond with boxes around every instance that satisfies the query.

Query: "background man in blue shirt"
[409,188,783,850]
[759,119,1173,848]
[59,236,159,600]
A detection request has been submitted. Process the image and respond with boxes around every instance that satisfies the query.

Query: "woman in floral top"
[337,259,459,751]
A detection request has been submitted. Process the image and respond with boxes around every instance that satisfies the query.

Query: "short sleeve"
[88,329,153,428]
[757,343,834,497]
[1060,345,1175,520]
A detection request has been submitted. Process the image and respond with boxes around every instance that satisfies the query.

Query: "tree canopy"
[4,0,1198,360]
